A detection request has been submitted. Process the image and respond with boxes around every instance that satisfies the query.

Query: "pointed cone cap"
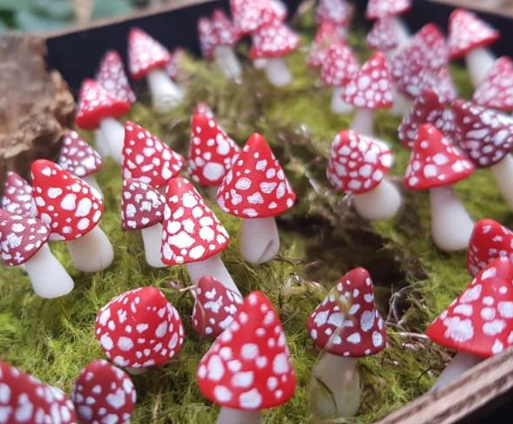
[121,178,165,231]
[365,0,411,20]
[320,41,359,87]
[249,20,300,60]
[473,57,513,111]
[308,21,340,68]
[1,172,35,217]
[316,0,352,26]
[128,27,171,80]
[58,130,102,178]
[367,18,398,52]
[96,50,136,104]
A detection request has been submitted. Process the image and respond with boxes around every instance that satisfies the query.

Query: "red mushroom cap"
[267,0,288,22]
[196,291,296,410]
[411,23,450,71]
[161,177,230,265]
[453,100,513,168]
[468,219,513,277]
[192,275,243,338]
[326,130,393,195]
[320,41,359,88]
[121,178,165,231]
[1,172,35,217]
[249,20,300,60]
[75,79,131,131]
[367,18,399,52]
[58,130,103,178]
[307,21,341,68]
[230,0,272,36]
[72,359,136,424]
[0,211,50,266]
[95,286,184,369]
[448,9,499,59]
[31,159,104,242]
[96,50,136,104]
[0,360,78,424]
[122,121,185,189]
[343,51,393,110]
[189,113,241,187]
[473,57,513,111]
[404,124,474,190]
[426,257,513,359]
[128,27,171,80]
[316,0,352,26]
[217,133,296,218]
[211,9,240,48]
[365,0,411,20]
[307,268,387,357]
[194,102,215,120]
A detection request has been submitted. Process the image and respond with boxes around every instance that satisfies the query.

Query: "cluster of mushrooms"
[2,0,513,422]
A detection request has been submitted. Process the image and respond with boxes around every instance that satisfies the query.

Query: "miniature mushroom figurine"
[194,102,215,120]
[128,27,183,112]
[367,18,399,58]
[161,177,240,296]
[307,268,387,419]
[327,130,401,221]
[308,21,341,69]
[1,171,36,217]
[196,291,296,424]
[189,112,241,200]
[31,159,114,272]
[343,52,393,136]
[365,0,412,50]
[217,133,296,265]
[72,359,136,424]
[467,219,513,277]
[404,124,475,252]
[96,287,184,372]
[192,275,243,338]
[121,178,166,268]
[75,79,130,164]
[448,9,499,88]
[0,360,78,424]
[230,0,272,36]
[0,210,74,298]
[427,257,513,390]
[473,57,513,113]
[315,0,353,38]
[249,19,300,87]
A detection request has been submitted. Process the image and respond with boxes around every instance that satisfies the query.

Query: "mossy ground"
[1,13,511,424]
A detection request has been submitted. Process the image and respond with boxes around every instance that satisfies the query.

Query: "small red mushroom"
[307,21,341,69]
[1,171,36,217]
[96,50,136,104]
[230,0,272,36]
[473,57,513,113]
[365,0,412,49]
[194,102,215,120]
[315,0,352,38]
[367,18,399,55]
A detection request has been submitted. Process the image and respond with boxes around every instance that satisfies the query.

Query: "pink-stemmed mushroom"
[189,113,240,199]
[121,178,166,268]
[31,159,114,272]
[343,52,393,136]
[307,268,387,419]
[404,124,475,251]
[217,133,296,265]
[365,0,412,50]
[128,27,183,112]
[367,18,399,58]
[191,275,243,338]
[249,19,300,87]
[95,287,184,373]
[327,130,401,220]
[161,177,240,296]
[426,257,513,390]
[1,171,36,217]
[72,359,136,424]
[448,9,500,87]
[196,291,296,424]
[307,21,340,69]
[315,0,352,38]
[473,57,513,113]
[75,79,130,164]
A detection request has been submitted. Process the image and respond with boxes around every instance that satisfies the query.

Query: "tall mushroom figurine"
[315,0,353,38]
[427,257,513,390]
[404,124,475,252]
[31,159,114,272]
[1,171,36,217]
[121,178,166,268]
[196,291,296,424]
[307,268,387,419]
[128,27,183,112]
[75,79,130,164]
[448,9,499,88]
[307,22,340,69]
[327,130,401,221]
[249,19,300,87]
[161,177,240,296]
[473,57,513,113]
[189,113,241,200]
[0,210,74,298]
[96,287,184,372]
[343,52,393,136]
[365,0,412,50]
[72,360,136,424]
[217,133,296,265]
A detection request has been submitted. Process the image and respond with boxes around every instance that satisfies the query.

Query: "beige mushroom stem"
[389,87,412,117]
[264,58,292,87]
[186,254,241,297]
[331,87,354,114]
[99,117,125,164]
[253,58,267,69]
[240,217,280,265]
[147,68,184,112]
[207,185,221,202]
[350,109,375,137]
[310,353,360,419]
[83,175,102,198]
[465,47,496,88]
[94,129,111,159]
[214,45,242,79]
[430,352,482,391]
[217,408,262,424]
[141,223,166,268]
[490,154,513,210]
[66,226,114,272]
[353,179,402,221]
[389,16,411,51]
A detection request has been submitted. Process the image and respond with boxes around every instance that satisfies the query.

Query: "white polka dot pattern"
[320,41,359,88]
[473,57,513,111]
[249,19,300,60]
[367,18,398,52]
[308,21,340,68]
[315,0,352,26]
[194,103,215,120]
[365,0,411,20]
[1,172,35,217]
[121,178,165,231]
[96,50,136,104]
[128,27,171,80]
[230,0,273,35]
[198,11,239,60]
[58,130,102,178]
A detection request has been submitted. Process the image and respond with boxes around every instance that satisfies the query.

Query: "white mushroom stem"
[331,87,353,114]
[389,87,412,117]
[141,223,166,268]
[389,16,411,51]
[83,175,103,198]
[207,185,220,201]
[147,68,184,112]
[310,353,360,419]
[214,45,242,79]
[490,154,513,210]
[429,186,474,252]
[217,408,262,424]
[253,58,267,69]
[353,179,402,221]
[430,352,483,391]
[186,254,241,297]
[240,217,280,265]
[264,57,292,87]
[25,245,74,299]
[94,129,111,159]
[350,109,375,136]
[465,47,497,88]
[66,226,114,272]
[99,117,125,164]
